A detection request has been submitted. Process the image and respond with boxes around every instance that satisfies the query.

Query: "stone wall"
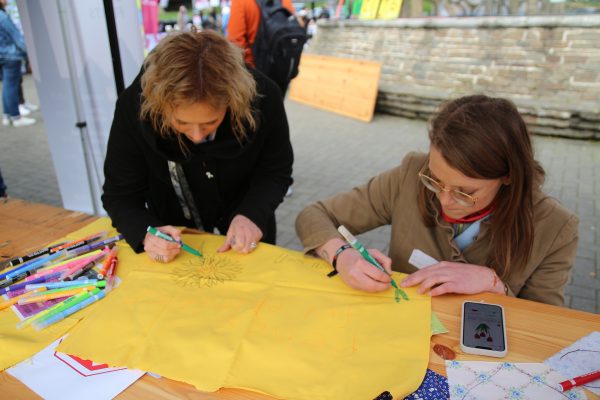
[308,16,600,139]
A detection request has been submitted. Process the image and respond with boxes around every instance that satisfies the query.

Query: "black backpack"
[252,0,307,86]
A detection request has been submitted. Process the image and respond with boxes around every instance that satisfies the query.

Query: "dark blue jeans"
[0,168,6,197]
[0,59,22,117]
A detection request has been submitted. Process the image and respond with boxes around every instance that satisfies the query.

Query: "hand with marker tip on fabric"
[316,238,393,292]
[218,214,263,254]
[143,225,182,263]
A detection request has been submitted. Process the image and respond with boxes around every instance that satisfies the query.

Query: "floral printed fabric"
[403,368,449,400]
[446,361,587,400]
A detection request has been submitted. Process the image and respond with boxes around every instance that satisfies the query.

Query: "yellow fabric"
[56,219,432,399]
[0,219,126,371]
[1,218,431,398]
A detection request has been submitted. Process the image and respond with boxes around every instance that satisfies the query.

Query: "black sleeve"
[101,93,164,253]
[233,75,294,235]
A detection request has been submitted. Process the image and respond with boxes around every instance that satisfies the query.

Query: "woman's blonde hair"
[140,30,257,143]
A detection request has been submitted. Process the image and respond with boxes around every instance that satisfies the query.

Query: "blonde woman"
[102,30,293,263]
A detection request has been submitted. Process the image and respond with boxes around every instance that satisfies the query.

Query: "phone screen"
[462,302,505,352]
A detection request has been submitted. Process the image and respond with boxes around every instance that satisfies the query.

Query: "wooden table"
[1,198,599,399]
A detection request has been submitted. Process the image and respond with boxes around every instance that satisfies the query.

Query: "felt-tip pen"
[147,226,203,257]
[337,225,400,290]
[0,241,67,270]
[558,370,600,392]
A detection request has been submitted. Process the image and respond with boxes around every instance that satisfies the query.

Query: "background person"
[227,0,298,95]
[0,0,35,127]
[102,30,293,264]
[295,95,578,306]
[0,167,7,198]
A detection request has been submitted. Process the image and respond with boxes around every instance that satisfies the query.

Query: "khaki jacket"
[295,152,579,306]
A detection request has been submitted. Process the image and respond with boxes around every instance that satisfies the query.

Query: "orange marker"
[97,248,117,279]
[50,231,107,252]
[0,287,46,310]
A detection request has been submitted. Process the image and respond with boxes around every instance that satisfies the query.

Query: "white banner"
[17,0,144,214]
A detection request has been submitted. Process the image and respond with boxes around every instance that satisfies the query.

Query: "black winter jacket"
[102,69,293,252]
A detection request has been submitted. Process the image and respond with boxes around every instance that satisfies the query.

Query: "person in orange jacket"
[227,0,299,94]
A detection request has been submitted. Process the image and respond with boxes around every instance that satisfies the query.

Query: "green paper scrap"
[431,312,448,335]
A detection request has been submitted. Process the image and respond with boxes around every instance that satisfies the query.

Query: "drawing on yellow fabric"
[172,255,242,288]
[273,253,325,270]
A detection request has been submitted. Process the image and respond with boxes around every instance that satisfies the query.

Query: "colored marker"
[4,251,66,281]
[0,241,67,270]
[18,287,91,305]
[558,370,600,391]
[18,290,93,329]
[97,248,117,279]
[25,279,99,291]
[105,256,119,291]
[0,270,36,289]
[34,289,106,331]
[62,253,105,281]
[50,231,107,253]
[0,288,46,311]
[24,280,105,296]
[337,225,408,302]
[25,251,102,282]
[65,234,124,258]
[147,226,203,257]
[0,272,62,296]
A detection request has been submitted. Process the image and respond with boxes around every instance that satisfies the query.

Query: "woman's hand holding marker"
[144,225,182,263]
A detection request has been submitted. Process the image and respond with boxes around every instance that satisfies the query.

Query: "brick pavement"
[1,75,598,313]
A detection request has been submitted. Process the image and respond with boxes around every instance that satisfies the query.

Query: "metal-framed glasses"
[418,165,478,207]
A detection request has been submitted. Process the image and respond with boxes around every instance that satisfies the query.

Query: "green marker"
[16,289,92,329]
[337,225,409,302]
[34,289,101,326]
[147,226,203,257]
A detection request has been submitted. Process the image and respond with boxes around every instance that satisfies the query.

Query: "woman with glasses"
[295,95,578,306]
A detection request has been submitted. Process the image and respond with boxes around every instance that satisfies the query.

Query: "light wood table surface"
[1,198,599,399]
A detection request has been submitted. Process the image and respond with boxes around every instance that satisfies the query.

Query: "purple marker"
[0,271,62,296]
[65,235,124,257]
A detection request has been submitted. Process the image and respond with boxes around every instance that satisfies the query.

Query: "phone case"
[460,301,508,358]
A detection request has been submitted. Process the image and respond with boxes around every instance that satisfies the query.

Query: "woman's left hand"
[400,261,499,296]
[218,214,263,254]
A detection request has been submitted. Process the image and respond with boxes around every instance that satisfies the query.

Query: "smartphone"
[460,301,507,358]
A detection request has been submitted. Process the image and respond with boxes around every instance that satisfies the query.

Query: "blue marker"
[33,289,106,331]
[0,272,62,296]
[4,251,66,281]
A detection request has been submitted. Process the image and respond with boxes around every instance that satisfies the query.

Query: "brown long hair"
[418,95,545,278]
[140,30,257,143]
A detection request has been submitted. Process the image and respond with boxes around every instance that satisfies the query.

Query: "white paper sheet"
[545,331,600,396]
[409,249,439,269]
[7,336,145,400]
[446,360,587,400]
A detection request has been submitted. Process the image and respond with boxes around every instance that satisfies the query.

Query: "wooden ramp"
[289,54,381,122]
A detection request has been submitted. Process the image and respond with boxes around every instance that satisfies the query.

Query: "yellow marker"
[17,287,91,305]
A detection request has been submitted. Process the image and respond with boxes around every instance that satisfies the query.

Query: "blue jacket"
[0,10,26,61]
